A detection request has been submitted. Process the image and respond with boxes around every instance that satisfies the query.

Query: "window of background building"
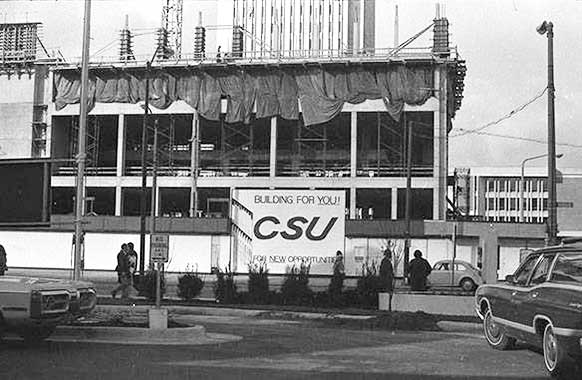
[199,115,270,177]
[487,180,495,192]
[51,187,75,215]
[276,113,349,176]
[357,112,433,177]
[51,115,118,174]
[160,188,190,217]
[122,188,151,216]
[199,116,222,174]
[396,188,433,220]
[356,189,390,219]
[125,114,193,176]
[86,187,115,215]
[487,198,495,210]
[198,188,230,217]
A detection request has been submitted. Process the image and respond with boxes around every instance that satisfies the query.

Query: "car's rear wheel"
[460,278,476,291]
[543,324,575,378]
[483,309,515,350]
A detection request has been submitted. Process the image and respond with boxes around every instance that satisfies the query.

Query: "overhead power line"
[454,129,582,149]
[450,86,548,138]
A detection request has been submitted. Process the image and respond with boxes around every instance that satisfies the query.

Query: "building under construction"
[1,1,511,279]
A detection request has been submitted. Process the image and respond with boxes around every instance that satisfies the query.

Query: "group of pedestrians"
[111,242,138,300]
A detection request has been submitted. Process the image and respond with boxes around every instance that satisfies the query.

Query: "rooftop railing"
[52,46,458,69]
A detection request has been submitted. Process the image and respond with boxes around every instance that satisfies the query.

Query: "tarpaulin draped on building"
[53,65,433,126]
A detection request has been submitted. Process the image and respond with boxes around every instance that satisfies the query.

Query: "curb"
[49,325,242,346]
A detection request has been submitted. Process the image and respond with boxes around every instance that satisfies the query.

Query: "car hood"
[0,276,93,292]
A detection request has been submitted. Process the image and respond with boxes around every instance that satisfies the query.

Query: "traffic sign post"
[149,234,169,309]
[150,234,169,263]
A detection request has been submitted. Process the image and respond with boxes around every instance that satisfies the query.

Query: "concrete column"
[391,188,398,219]
[115,114,125,216]
[116,114,125,176]
[269,116,277,178]
[433,67,448,220]
[347,0,360,54]
[350,112,357,218]
[480,225,499,284]
[363,0,375,53]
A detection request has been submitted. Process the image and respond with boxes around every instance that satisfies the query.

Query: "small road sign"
[556,201,574,208]
[150,234,169,262]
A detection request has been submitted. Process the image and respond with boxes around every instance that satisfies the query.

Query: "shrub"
[137,268,166,302]
[356,261,383,309]
[214,268,237,304]
[281,263,313,306]
[247,262,270,305]
[177,268,204,301]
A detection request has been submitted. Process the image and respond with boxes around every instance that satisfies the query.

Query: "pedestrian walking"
[127,243,138,277]
[0,244,7,275]
[112,244,131,299]
[329,250,345,304]
[409,249,432,291]
[379,248,395,311]
[332,250,345,276]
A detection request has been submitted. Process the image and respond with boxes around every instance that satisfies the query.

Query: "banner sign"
[234,189,346,274]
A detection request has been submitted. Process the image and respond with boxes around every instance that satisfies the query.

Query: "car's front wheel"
[483,309,515,350]
[543,324,575,378]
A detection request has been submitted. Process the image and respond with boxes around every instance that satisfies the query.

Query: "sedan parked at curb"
[0,276,97,342]
[475,242,582,379]
[428,259,483,291]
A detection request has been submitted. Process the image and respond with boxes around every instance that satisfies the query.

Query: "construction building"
[8,2,554,283]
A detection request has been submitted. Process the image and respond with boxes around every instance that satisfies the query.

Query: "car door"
[512,254,555,336]
[429,262,450,286]
[454,262,468,285]
[491,254,540,325]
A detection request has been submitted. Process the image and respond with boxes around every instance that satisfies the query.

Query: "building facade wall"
[0,75,34,158]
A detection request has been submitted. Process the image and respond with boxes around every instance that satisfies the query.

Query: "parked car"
[427,259,482,291]
[0,276,96,342]
[475,243,582,378]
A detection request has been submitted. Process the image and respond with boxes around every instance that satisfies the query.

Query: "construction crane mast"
[161,0,183,58]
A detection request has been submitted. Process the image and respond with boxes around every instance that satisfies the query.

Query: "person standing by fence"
[380,248,395,311]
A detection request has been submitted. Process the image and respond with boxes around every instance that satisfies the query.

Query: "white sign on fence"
[150,234,169,262]
[234,189,346,274]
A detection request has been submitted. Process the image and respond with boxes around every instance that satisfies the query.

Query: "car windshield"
[550,253,582,284]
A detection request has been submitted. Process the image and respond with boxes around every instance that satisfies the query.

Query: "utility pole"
[537,21,557,245]
[139,60,151,277]
[404,120,413,280]
[73,0,91,281]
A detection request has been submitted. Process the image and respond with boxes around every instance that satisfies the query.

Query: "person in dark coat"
[112,244,131,299]
[409,249,432,291]
[0,244,7,275]
[379,248,395,311]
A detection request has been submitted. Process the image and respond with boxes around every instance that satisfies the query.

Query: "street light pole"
[537,21,557,245]
[73,0,91,281]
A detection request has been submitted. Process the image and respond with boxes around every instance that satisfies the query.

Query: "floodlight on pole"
[519,153,563,223]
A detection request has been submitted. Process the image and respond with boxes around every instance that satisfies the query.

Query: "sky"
[2,0,582,170]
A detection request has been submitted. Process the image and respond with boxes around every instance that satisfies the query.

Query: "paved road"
[0,315,549,379]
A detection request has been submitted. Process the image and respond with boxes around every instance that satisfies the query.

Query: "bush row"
[136,262,387,309]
